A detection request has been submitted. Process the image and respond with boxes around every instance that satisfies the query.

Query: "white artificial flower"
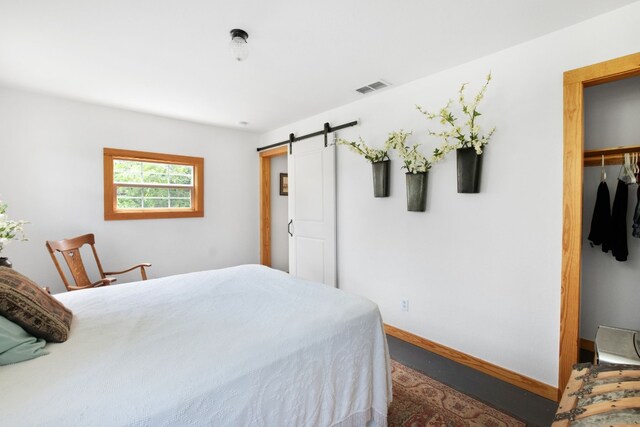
[0,201,28,254]
[417,72,495,152]
[338,137,388,163]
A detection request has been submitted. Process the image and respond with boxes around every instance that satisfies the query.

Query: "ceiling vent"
[355,80,391,95]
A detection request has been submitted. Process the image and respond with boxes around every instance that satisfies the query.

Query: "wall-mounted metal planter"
[372,160,390,197]
[456,147,484,193]
[406,172,428,212]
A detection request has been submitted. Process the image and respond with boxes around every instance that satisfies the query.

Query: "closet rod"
[583,145,640,167]
[256,120,358,153]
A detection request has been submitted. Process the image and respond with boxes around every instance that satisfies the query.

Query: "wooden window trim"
[103,148,204,220]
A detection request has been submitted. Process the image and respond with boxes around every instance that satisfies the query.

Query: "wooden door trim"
[560,52,640,398]
[259,145,288,266]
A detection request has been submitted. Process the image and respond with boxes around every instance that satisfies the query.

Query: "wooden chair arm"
[104,263,152,276]
[67,278,115,291]
[93,277,117,287]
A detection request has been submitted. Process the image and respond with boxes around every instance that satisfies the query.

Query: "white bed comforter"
[0,265,391,427]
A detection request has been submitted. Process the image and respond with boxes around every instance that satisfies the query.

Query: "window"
[104,148,204,220]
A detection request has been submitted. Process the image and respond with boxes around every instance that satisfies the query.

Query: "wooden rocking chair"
[46,233,151,291]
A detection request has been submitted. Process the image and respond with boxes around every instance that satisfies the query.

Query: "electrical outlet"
[401,298,409,312]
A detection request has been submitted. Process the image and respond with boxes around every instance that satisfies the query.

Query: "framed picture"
[279,173,288,196]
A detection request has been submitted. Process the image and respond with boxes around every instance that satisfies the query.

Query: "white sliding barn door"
[288,135,336,287]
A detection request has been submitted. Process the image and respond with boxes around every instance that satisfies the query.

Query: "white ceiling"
[0,0,637,132]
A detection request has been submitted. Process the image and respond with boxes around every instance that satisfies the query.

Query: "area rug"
[388,360,525,427]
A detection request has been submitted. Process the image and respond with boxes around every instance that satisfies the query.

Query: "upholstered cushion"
[0,267,73,342]
[0,315,49,365]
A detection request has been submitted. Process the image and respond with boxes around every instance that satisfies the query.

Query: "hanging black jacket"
[610,179,629,262]
[588,181,611,250]
[632,186,640,238]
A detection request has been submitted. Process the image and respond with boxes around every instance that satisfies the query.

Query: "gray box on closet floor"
[595,325,640,365]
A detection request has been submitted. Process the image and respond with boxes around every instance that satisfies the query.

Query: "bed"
[0,264,391,426]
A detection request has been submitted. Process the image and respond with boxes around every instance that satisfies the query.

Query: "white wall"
[270,155,289,272]
[581,76,640,340]
[260,3,640,387]
[0,87,260,293]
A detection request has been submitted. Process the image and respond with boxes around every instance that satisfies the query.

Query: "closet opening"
[259,145,288,271]
[581,76,640,365]
[560,52,640,397]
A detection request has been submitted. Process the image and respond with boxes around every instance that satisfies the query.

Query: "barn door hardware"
[257,120,359,152]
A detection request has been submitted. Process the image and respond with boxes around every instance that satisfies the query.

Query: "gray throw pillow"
[0,315,49,365]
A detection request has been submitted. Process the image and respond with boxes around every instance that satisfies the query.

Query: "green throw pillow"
[0,315,49,365]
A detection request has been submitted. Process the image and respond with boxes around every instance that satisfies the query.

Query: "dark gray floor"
[387,335,557,426]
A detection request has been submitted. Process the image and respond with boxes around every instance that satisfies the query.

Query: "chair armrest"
[92,277,117,287]
[67,278,115,291]
[104,263,152,276]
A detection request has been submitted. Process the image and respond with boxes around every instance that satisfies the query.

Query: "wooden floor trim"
[580,338,595,353]
[385,324,559,401]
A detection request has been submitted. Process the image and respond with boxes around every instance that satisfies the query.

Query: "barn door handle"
[288,220,293,237]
